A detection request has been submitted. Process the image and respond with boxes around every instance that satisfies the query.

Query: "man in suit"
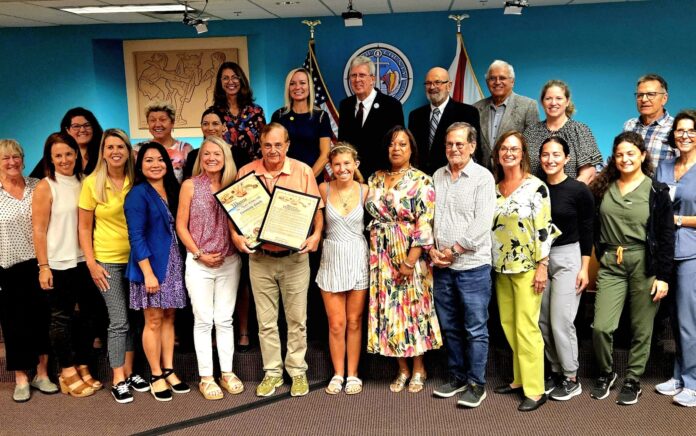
[473,60,539,170]
[338,56,404,179]
[408,67,481,175]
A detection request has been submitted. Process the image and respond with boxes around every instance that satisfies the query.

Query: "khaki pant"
[249,252,309,377]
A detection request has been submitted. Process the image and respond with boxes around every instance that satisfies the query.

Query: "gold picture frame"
[123,36,249,140]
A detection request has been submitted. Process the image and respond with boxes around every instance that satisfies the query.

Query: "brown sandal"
[59,373,95,398]
[77,366,103,391]
[220,372,244,395]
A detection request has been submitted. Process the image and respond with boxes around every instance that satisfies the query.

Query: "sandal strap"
[329,375,344,384]
[346,376,362,385]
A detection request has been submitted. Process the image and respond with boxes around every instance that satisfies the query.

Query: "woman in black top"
[538,136,594,401]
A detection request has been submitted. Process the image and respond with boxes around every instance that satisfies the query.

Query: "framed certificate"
[214,172,271,249]
[258,186,321,251]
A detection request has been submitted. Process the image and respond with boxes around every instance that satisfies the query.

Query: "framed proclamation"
[258,186,321,251]
[214,172,271,249]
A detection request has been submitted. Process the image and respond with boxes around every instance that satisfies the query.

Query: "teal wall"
[0,0,693,168]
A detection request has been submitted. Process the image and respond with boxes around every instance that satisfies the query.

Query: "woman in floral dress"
[366,126,442,394]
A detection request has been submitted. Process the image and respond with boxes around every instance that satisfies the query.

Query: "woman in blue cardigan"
[125,142,189,401]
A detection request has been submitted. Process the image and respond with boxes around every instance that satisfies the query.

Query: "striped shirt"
[432,159,496,270]
[623,111,675,165]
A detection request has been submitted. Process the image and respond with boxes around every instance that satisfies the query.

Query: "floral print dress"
[365,168,442,357]
[222,103,266,168]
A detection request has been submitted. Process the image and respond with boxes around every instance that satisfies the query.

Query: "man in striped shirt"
[429,122,496,408]
[623,74,675,165]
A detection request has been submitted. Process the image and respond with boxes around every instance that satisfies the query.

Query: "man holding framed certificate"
[232,122,324,398]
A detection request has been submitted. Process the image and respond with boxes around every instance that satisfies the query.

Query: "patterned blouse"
[0,177,38,268]
[523,118,603,179]
[222,103,266,168]
[492,175,561,274]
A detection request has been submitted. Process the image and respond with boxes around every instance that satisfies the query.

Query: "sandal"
[162,368,190,394]
[220,372,244,395]
[390,373,410,393]
[407,372,427,393]
[199,379,223,400]
[59,373,95,398]
[345,376,363,395]
[325,375,344,395]
[77,365,103,391]
[150,374,173,402]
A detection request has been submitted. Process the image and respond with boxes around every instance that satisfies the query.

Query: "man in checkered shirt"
[623,74,675,165]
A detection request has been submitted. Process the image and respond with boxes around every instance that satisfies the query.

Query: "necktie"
[356,102,365,127]
[429,107,441,149]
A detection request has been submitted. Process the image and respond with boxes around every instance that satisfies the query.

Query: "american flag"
[303,39,339,141]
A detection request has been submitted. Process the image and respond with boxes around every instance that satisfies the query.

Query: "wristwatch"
[676,215,683,227]
[192,250,203,260]
[451,247,462,259]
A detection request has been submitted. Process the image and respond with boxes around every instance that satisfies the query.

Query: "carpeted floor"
[1,375,692,436]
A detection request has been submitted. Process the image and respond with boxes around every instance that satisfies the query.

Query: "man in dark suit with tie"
[338,56,404,180]
[408,67,481,175]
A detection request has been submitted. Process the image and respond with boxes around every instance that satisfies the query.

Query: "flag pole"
[447,14,469,33]
[301,19,321,41]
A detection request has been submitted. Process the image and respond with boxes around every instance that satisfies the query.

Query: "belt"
[605,244,643,265]
[258,249,294,258]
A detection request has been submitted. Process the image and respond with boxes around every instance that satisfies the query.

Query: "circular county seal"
[343,43,413,103]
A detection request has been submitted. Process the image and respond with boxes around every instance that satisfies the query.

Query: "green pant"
[592,247,659,380]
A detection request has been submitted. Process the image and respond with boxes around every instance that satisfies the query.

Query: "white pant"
[185,253,242,377]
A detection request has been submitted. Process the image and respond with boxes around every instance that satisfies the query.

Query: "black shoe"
[457,384,487,408]
[433,378,469,398]
[237,334,252,353]
[616,379,642,405]
[590,372,617,400]
[111,381,134,404]
[518,394,547,412]
[550,377,582,401]
[126,374,150,392]
[162,368,190,394]
[544,372,562,395]
[494,384,524,395]
[150,374,173,402]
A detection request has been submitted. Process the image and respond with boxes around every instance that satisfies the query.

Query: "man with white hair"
[473,60,539,169]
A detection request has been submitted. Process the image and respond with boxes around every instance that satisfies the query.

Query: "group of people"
[0,55,694,415]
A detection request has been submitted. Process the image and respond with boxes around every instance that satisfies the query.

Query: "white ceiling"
[0,0,644,27]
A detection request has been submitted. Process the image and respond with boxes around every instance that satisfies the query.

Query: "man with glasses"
[623,74,675,164]
[429,122,496,408]
[232,122,324,399]
[474,60,539,170]
[338,56,404,179]
[408,67,481,175]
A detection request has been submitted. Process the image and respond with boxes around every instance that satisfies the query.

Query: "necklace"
[334,182,354,212]
[387,166,410,176]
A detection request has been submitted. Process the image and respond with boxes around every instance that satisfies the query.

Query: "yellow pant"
[496,270,544,397]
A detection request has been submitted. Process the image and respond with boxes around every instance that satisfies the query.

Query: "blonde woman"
[78,128,149,403]
[177,136,243,400]
[317,143,368,395]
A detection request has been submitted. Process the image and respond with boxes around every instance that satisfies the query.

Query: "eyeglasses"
[634,92,666,101]
[350,73,372,80]
[487,76,510,83]
[675,129,696,138]
[424,80,450,88]
[500,146,522,155]
[222,75,241,83]
[261,143,286,151]
[389,141,410,149]
[445,142,470,150]
[69,123,92,131]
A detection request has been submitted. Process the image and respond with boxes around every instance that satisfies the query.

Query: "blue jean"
[433,264,492,385]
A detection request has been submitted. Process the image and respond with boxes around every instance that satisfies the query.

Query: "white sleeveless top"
[46,173,84,270]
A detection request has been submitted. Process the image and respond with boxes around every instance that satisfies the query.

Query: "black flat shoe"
[162,368,190,394]
[150,374,172,402]
[237,334,252,353]
[494,384,524,395]
[518,394,547,412]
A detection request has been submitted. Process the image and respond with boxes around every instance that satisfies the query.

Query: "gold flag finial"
[302,19,321,40]
[448,14,469,33]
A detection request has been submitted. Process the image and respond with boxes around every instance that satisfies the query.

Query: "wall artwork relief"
[123,36,249,140]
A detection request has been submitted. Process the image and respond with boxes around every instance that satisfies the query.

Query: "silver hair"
[486,60,515,81]
[349,56,375,76]
[446,122,477,144]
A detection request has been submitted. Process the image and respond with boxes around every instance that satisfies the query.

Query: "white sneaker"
[673,388,696,407]
[655,378,683,396]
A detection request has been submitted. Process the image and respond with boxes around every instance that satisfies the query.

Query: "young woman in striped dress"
[316,143,369,395]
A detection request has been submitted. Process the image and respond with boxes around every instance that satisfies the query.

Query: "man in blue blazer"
[338,56,404,180]
[474,60,539,170]
[408,67,481,175]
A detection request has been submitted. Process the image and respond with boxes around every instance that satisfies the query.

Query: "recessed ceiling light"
[61,5,192,14]
[276,1,300,5]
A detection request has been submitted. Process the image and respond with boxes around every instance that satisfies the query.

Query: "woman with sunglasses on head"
[654,110,696,407]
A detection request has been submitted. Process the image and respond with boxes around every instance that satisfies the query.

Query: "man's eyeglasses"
[634,92,666,101]
[424,80,450,88]
[445,142,470,150]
